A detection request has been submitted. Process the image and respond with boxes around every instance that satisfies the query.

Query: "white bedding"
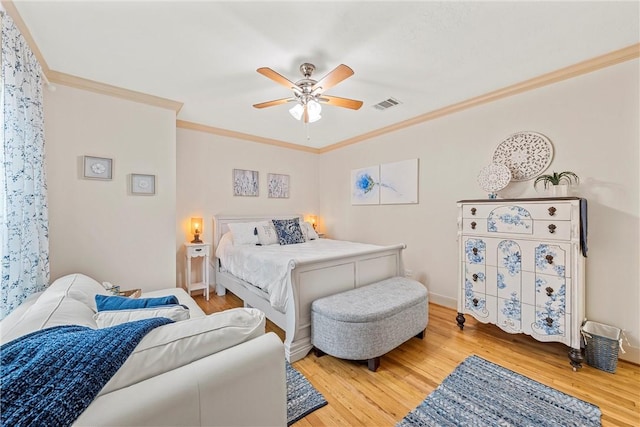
[216,238,387,313]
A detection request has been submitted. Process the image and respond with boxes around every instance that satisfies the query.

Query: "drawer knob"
[195,248,202,252]
[470,221,477,230]
[545,255,554,264]
[470,208,477,216]
[548,206,557,216]
[545,317,554,326]
[545,286,554,296]
[472,298,479,307]
[548,224,556,234]
[472,274,478,282]
[472,247,479,256]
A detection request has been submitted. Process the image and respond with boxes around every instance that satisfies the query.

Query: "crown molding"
[47,71,184,113]
[319,43,640,153]
[176,120,320,154]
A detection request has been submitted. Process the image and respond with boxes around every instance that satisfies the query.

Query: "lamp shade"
[190,217,203,235]
[307,100,322,123]
[289,103,304,120]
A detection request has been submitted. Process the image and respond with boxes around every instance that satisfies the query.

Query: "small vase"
[550,184,568,197]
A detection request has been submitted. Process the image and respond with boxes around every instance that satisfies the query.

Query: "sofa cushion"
[46,273,111,310]
[0,273,108,344]
[100,307,266,395]
[94,305,191,328]
[95,294,179,311]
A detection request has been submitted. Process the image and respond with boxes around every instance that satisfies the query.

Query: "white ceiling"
[13,1,640,149]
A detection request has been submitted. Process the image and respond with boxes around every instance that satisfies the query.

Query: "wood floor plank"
[195,293,640,426]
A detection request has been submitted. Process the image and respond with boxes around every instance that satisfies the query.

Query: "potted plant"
[534,171,579,196]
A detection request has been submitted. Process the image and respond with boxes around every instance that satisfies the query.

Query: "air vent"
[373,97,401,111]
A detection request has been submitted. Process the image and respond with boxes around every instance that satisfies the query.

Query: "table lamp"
[190,217,203,243]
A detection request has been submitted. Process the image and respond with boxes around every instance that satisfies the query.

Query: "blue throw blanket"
[1,317,173,426]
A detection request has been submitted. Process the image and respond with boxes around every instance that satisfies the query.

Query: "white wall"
[318,60,640,363]
[44,85,177,291]
[175,128,319,286]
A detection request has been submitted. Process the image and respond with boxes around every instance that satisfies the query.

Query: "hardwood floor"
[195,292,640,426]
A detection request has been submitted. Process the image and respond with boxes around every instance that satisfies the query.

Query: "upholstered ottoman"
[311,276,428,371]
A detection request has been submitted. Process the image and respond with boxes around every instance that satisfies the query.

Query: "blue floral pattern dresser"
[456,198,587,370]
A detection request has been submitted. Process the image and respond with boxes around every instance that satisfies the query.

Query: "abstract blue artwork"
[351,166,380,205]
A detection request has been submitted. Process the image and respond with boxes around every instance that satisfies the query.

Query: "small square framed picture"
[83,156,113,180]
[130,174,156,195]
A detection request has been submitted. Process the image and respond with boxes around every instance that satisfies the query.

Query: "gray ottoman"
[311,276,428,371]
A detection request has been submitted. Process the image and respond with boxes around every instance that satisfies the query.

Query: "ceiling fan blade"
[256,67,297,90]
[318,95,363,110]
[253,98,295,109]
[303,105,309,123]
[311,64,354,92]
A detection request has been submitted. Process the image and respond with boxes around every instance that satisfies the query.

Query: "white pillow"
[94,305,191,328]
[256,221,279,245]
[100,307,265,395]
[215,231,234,260]
[227,222,260,245]
[302,221,319,241]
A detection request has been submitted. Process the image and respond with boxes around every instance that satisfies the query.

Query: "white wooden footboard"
[212,214,405,362]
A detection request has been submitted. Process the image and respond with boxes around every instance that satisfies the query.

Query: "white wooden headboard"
[213,214,304,249]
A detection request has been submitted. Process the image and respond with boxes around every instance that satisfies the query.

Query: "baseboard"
[619,344,640,365]
[428,292,457,309]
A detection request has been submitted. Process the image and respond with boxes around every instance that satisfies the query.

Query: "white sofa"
[0,273,287,426]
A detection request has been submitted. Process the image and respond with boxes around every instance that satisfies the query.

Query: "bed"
[212,214,406,362]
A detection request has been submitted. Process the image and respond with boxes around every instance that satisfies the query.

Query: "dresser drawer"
[461,202,572,220]
[462,218,571,240]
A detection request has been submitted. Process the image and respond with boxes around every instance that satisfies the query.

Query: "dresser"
[456,198,587,370]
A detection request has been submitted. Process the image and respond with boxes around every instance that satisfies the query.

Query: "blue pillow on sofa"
[95,294,179,312]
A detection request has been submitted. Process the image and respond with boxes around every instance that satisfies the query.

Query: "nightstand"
[184,242,210,300]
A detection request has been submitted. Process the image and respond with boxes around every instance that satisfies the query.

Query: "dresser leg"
[456,312,466,330]
[569,347,583,371]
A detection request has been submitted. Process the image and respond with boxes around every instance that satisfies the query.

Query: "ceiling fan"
[253,63,363,123]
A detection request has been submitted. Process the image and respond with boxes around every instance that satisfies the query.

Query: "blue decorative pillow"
[95,294,179,312]
[272,218,305,245]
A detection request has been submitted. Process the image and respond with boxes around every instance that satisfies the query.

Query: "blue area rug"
[398,355,602,427]
[286,361,327,425]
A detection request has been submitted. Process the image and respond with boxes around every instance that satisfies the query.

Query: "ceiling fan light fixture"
[289,103,304,120]
[256,62,360,124]
[307,99,322,122]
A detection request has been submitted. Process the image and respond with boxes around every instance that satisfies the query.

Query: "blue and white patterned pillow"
[272,218,305,245]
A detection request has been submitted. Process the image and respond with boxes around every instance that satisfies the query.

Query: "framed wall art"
[351,165,380,205]
[233,169,259,196]
[83,156,113,180]
[130,174,156,195]
[379,158,419,204]
[268,173,290,198]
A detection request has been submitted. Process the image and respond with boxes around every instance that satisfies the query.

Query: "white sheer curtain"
[0,11,49,319]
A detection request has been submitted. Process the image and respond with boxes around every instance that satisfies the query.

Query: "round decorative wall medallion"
[91,162,106,174]
[477,163,511,194]
[492,131,554,181]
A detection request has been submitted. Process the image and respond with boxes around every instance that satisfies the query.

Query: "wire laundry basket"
[581,321,626,373]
